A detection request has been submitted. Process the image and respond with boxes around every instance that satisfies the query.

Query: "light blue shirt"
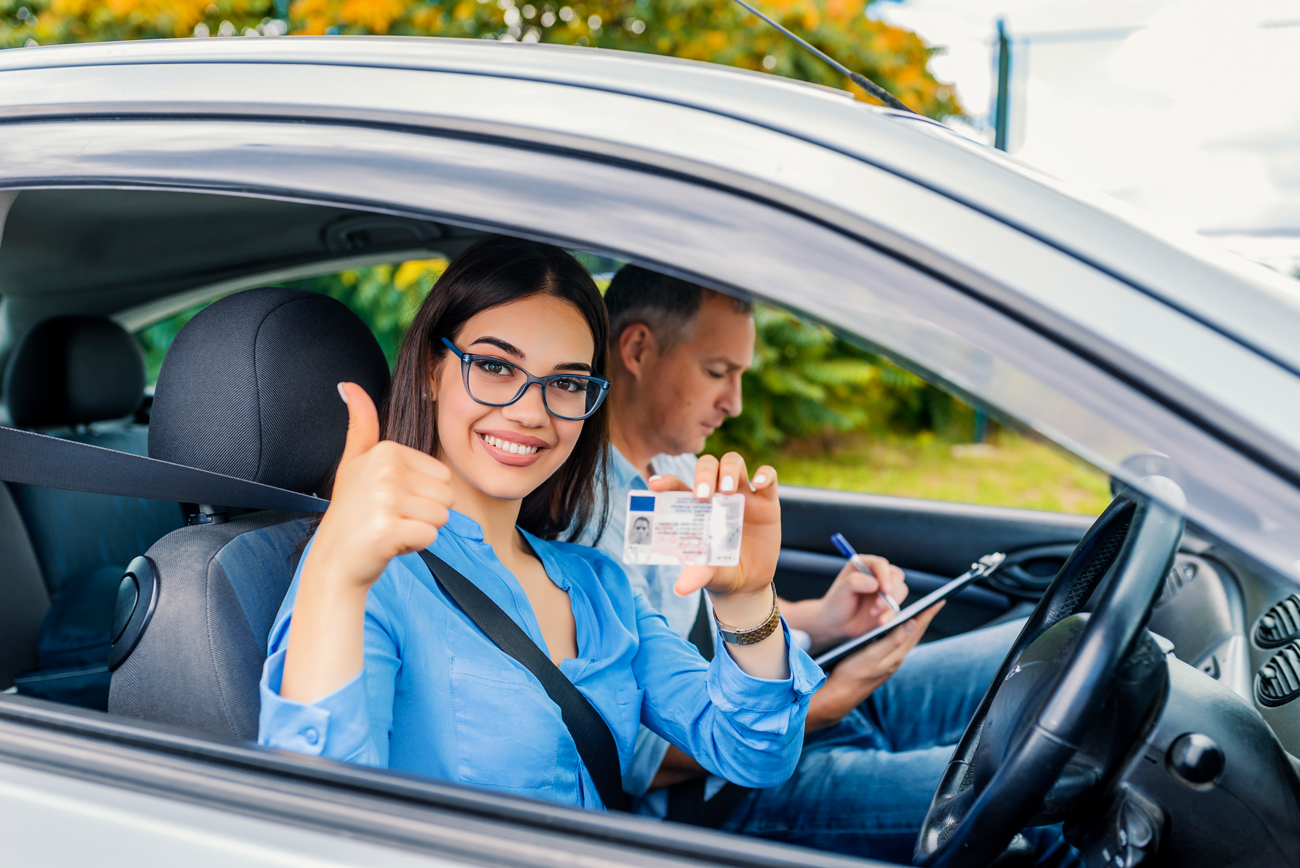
[258,508,823,811]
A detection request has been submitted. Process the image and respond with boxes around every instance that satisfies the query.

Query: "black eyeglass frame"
[440,337,610,421]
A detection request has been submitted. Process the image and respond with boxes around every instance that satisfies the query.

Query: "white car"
[1,36,1298,868]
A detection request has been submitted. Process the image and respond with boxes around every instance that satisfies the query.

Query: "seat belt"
[416,549,630,813]
[0,426,326,512]
[666,593,753,828]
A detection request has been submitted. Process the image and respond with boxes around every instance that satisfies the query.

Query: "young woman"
[258,236,823,809]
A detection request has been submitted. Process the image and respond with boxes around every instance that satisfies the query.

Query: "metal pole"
[974,18,1011,443]
[994,18,1011,152]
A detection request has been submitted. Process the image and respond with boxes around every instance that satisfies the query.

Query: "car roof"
[3,36,1299,378]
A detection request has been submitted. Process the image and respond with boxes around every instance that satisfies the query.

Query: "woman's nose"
[501,382,549,426]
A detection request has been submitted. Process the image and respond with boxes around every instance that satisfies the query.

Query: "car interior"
[2,186,1299,865]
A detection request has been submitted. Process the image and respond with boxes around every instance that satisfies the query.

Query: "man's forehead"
[681,295,754,354]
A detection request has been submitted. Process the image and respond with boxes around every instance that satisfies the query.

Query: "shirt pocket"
[449,655,563,792]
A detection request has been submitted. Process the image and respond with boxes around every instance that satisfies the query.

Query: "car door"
[776,486,1091,639]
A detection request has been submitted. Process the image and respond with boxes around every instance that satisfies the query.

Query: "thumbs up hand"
[309,382,455,593]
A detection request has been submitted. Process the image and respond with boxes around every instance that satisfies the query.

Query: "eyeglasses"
[440,337,610,421]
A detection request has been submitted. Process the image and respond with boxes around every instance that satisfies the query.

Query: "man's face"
[638,293,755,456]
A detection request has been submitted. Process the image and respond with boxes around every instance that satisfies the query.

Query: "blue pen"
[830,533,902,615]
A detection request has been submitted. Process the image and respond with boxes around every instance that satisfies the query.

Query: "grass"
[758,430,1112,515]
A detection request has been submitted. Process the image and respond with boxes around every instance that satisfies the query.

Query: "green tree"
[706,306,970,454]
[1,0,960,118]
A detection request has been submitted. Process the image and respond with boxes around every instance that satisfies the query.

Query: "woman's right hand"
[282,383,454,703]
[307,382,456,593]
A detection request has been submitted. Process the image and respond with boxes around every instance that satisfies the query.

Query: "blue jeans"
[721,619,1078,866]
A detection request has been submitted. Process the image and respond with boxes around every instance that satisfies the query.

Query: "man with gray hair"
[584,265,1075,866]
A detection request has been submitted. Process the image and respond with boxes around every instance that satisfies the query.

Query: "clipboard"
[812,552,1007,671]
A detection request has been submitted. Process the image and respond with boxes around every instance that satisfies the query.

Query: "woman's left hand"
[647,452,780,602]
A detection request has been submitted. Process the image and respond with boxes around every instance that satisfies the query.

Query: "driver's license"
[622,490,744,566]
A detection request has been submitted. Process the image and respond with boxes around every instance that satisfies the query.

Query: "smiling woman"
[260,235,823,809]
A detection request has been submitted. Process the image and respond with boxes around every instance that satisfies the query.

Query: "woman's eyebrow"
[469,336,525,358]
[470,337,594,374]
[555,362,594,373]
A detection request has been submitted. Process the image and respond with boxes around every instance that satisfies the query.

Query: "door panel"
[775,486,1095,639]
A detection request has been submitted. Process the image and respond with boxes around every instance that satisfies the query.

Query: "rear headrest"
[149,288,389,495]
[3,315,145,428]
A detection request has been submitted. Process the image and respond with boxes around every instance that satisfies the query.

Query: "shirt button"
[303,727,320,745]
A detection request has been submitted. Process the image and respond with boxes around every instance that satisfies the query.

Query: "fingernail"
[720,475,735,492]
[336,383,349,404]
[696,482,711,499]
[649,475,662,482]
[753,474,767,485]
[905,620,917,633]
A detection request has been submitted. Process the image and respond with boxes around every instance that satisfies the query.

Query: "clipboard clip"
[971,551,1007,577]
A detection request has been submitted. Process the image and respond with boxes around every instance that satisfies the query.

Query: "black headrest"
[149,288,389,495]
[3,315,146,428]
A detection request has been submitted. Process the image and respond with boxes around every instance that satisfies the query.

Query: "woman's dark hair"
[383,235,609,541]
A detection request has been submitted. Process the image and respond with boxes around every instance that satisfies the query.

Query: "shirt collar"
[608,445,647,489]
[444,508,486,542]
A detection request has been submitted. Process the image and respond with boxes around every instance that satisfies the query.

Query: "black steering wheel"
[914,479,1186,867]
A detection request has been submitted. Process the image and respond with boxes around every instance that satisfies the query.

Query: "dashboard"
[1151,545,1300,755]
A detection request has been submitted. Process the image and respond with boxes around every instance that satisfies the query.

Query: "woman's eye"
[475,360,513,377]
[551,377,583,393]
[706,369,726,379]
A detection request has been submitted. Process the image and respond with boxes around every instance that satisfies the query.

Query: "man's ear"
[618,323,657,381]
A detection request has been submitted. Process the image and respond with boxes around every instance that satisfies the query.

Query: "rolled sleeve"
[258,646,377,764]
[709,620,824,716]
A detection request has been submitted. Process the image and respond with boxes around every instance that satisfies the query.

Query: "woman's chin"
[469,459,561,503]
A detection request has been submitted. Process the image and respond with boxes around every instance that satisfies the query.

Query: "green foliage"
[1,0,960,119]
[283,258,446,367]
[706,306,972,454]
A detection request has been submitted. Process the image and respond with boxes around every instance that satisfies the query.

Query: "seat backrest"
[108,287,389,741]
[1,316,184,696]
[0,481,50,688]
[2,316,185,602]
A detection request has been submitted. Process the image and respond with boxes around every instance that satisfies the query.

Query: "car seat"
[107,287,388,741]
[2,316,185,708]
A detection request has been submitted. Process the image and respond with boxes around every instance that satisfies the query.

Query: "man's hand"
[805,602,944,731]
[784,555,908,655]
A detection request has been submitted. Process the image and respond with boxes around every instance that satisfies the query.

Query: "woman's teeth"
[481,434,540,455]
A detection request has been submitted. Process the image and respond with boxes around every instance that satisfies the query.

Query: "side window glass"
[136,258,449,381]
[705,306,1110,515]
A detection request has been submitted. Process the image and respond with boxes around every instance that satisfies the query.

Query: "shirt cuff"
[707,620,825,714]
[258,646,372,761]
[625,725,673,798]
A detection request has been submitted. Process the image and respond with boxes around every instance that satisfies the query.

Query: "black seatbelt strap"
[0,426,327,512]
[416,549,630,812]
[687,591,716,661]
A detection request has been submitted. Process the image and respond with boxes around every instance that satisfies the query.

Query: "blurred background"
[7,0,1294,516]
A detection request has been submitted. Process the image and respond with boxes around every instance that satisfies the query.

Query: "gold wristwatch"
[715,583,782,646]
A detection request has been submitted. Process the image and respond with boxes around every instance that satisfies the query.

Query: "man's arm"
[650,744,708,789]
[780,555,909,655]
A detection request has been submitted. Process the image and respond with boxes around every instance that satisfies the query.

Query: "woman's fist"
[307,382,455,593]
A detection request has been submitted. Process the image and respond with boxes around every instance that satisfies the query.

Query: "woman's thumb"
[674,565,714,597]
[338,382,380,463]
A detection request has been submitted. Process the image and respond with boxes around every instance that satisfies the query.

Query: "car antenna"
[727,0,918,114]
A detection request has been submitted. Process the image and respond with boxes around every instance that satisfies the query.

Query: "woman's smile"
[476,428,552,466]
